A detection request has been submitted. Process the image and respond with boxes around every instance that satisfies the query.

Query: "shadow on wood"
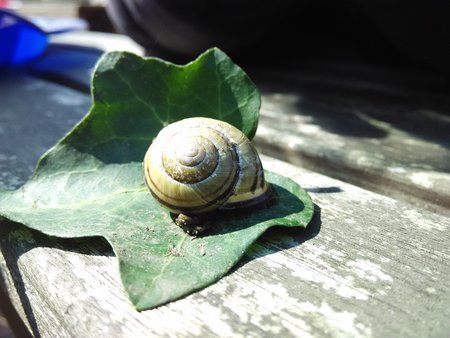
[254,64,450,214]
[305,187,342,193]
[0,268,32,338]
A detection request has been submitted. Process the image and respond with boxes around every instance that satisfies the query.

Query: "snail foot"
[175,214,211,236]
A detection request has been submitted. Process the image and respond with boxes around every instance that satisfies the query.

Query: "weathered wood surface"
[253,66,450,216]
[1,42,449,337]
[0,73,91,191]
[0,75,449,336]
[0,156,449,337]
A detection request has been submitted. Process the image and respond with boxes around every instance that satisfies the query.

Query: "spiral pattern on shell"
[144,117,270,215]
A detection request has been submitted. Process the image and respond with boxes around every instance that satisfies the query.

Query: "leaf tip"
[93,51,123,74]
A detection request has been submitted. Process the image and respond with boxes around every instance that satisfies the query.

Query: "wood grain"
[253,67,450,216]
[1,156,449,337]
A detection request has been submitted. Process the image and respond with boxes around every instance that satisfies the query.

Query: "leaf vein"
[112,68,165,125]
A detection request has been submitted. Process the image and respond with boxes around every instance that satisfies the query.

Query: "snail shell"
[144,117,271,222]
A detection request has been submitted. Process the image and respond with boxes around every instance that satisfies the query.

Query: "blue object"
[0,9,48,66]
[0,9,87,67]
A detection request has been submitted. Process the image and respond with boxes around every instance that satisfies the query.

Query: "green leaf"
[0,48,313,310]
[66,47,261,168]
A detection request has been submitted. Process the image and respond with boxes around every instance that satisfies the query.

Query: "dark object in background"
[78,4,115,33]
[106,0,450,75]
[106,0,300,64]
[356,1,450,77]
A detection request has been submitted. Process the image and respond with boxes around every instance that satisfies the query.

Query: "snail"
[144,117,272,235]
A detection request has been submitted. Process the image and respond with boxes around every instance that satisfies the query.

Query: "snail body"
[144,117,271,234]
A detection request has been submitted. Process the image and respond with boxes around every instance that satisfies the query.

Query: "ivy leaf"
[73,47,260,167]
[0,48,313,310]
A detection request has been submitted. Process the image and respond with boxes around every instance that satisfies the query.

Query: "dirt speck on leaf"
[166,243,184,257]
[197,243,206,256]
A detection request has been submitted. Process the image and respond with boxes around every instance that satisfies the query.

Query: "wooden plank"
[49,31,145,56]
[253,65,450,216]
[0,157,449,337]
[28,45,104,93]
[0,73,91,191]
[28,32,143,93]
